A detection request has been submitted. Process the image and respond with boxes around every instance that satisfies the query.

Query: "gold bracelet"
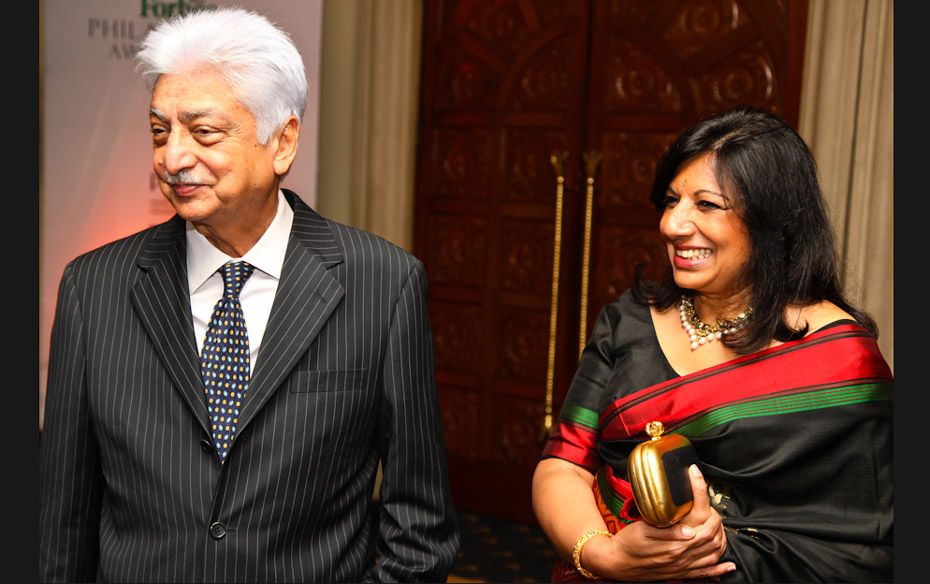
[571,528,611,580]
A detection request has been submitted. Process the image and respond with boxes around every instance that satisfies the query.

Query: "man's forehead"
[149,106,232,123]
[150,69,246,111]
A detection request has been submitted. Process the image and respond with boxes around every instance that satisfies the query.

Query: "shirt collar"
[186,189,294,294]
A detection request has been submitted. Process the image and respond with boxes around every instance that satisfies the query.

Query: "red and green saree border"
[600,323,892,441]
[543,322,892,524]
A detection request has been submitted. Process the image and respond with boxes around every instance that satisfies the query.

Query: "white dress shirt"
[187,189,294,374]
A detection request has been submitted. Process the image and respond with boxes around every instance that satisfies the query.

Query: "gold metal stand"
[578,151,601,358]
[542,151,567,438]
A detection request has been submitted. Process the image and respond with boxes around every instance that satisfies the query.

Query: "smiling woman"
[531,106,893,583]
[659,152,752,312]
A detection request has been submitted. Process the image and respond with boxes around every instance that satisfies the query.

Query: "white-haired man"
[39,7,458,582]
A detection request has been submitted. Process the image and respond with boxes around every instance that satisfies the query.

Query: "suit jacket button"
[200,440,213,454]
[209,522,226,540]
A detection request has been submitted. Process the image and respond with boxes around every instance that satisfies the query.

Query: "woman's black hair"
[632,105,877,354]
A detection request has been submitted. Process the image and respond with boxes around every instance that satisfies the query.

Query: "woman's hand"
[583,464,735,581]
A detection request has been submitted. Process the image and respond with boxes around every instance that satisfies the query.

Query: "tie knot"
[219,261,254,299]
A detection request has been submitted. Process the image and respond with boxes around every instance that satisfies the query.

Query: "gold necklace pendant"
[679,295,752,350]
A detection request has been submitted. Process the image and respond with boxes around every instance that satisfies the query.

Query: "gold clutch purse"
[627,421,699,527]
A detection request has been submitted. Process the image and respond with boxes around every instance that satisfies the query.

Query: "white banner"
[40,0,324,412]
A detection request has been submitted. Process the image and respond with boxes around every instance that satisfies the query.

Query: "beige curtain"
[799,0,894,370]
[316,0,422,252]
[351,1,422,251]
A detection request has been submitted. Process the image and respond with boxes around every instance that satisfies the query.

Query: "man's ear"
[272,116,301,176]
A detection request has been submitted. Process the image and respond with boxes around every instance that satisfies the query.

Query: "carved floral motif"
[497,307,549,382]
[509,37,573,111]
[501,128,565,203]
[492,394,546,468]
[465,0,532,62]
[437,386,480,458]
[432,128,492,200]
[662,0,749,59]
[606,38,683,113]
[593,227,667,303]
[696,41,778,113]
[437,47,502,109]
[601,131,678,207]
[431,301,483,373]
[427,216,488,287]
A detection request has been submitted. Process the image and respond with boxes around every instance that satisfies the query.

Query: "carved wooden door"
[413,0,808,525]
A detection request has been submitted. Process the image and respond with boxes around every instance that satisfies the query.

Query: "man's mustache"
[162,170,203,185]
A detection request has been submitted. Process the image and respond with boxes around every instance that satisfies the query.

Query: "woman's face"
[659,153,752,301]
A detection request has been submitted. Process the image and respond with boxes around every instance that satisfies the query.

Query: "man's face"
[149,66,279,235]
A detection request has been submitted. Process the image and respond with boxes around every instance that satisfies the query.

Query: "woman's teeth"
[677,248,712,259]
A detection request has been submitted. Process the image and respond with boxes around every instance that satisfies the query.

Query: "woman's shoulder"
[602,288,653,323]
[790,300,857,335]
[588,289,658,347]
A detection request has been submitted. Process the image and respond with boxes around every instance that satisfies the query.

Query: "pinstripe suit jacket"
[39,190,459,583]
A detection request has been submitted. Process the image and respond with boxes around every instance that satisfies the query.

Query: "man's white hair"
[135,6,308,144]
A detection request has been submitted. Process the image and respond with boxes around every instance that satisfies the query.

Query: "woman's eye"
[661,194,678,207]
[698,200,724,210]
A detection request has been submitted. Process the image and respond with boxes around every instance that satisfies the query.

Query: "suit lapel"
[130,216,211,434]
[235,191,345,435]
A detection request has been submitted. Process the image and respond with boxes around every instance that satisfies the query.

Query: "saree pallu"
[543,321,893,583]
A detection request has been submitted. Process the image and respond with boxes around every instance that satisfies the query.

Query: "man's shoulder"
[326,221,426,290]
[67,216,181,274]
[287,191,421,272]
[328,220,417,261]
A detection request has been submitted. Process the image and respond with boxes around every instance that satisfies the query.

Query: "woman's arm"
[533,458,735,581]
[532,458,610,559]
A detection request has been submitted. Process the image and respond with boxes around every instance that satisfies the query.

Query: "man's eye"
[150,127,168,143]
[193,127,223,142]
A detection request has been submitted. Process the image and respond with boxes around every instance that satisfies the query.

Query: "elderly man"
[39,7,458,582]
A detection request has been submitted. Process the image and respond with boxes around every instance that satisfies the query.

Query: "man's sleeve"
[39,264,104,582]
[365,259,459,582]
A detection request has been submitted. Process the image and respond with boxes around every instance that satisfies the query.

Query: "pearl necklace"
[679,295,752,351]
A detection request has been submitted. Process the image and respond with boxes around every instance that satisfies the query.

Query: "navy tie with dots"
[200,260,254,463]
